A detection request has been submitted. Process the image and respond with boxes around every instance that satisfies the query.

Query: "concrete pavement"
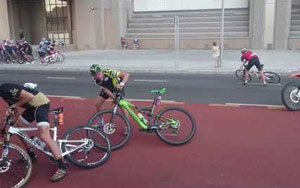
[0,49,300,74]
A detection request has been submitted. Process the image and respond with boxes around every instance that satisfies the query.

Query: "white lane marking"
[47,77,76,80]
[245,83,281,86]
[134,79,168,83]
[225,103,284,108]
[46,95,84,100]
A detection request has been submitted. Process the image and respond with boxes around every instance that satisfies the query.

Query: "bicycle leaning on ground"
[235,63,280,84]
[0,107,111,188]
[87,88,196,151]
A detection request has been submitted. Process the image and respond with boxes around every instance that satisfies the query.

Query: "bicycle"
[0,107,111,188]
[87,88,196,151]
[235,63,280,84]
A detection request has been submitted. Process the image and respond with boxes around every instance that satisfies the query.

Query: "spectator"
[133,36,140,49]
[120,36,127,50]
[212,42,220,68]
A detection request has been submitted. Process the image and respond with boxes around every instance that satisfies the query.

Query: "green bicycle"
[87,88,196,150]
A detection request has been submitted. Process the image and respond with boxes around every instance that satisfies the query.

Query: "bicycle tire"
[235,69,252,82]
[87,109,131,151]
[62,125,111,168]
[0,142,32,188]
[263,71,280,84]
[154,106,196,145]
[281,82,300,111]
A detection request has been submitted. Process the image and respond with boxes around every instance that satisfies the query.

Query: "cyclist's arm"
[10,90,34,109]
[118,71,130,85]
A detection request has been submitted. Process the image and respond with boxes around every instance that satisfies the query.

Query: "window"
[45,0,71,44]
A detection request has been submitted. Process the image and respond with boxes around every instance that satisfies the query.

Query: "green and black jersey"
[96,69,121,91]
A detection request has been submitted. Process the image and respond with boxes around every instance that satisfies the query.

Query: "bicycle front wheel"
[87,109,131,150]
[0,142,32,188]
[62,125,111,168]
[263,71,280,83]
[235,69,251,82]
[154,107,196,145]
[281,82,300,111]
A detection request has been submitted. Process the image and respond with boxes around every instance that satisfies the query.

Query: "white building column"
[249,0,276,49]
[0,0,11,40]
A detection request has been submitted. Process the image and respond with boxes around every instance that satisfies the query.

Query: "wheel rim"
[290,88,300,103]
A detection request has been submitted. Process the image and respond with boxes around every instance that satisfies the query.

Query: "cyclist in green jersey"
[90,64,130,125]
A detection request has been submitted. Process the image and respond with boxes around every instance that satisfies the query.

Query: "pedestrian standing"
[212,42,220,68]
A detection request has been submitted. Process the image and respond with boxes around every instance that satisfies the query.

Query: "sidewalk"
[0,49,299,74]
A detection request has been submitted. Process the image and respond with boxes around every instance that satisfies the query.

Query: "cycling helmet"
[90,64,101,76]
[241,48,247,53]
[24,82,38,90]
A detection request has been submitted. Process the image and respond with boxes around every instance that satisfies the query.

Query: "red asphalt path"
[1,97,300,188]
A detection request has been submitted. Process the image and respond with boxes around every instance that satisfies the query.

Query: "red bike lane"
[1,97,300,188]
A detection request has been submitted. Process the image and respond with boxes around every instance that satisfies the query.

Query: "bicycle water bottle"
[137,113,148,124]
[31,136,46,150]
[156,95,162,106]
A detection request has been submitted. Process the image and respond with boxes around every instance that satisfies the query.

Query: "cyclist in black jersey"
[90,64,130,125]
[0,83,68,182]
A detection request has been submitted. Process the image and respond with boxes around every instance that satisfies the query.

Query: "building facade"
[0,0,299,50]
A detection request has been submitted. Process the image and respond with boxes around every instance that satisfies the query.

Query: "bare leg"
[38,125,62,160]
[244,69,249,84]
[259,70,267,84]
[95,96,106,112]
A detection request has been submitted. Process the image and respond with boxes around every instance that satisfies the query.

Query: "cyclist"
[240,48,267,85]
[90,64,130,125]
[0,83,68,182]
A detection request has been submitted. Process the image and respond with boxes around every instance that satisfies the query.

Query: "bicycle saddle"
[50,107,64,114]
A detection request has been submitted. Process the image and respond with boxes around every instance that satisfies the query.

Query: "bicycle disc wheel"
[62,126,111,168]
[281,82,300,111]
[0,142,32,188]
[235,70,251,82]
[154,107,196,145]
[87,109,131,150]
[263,71,280,84]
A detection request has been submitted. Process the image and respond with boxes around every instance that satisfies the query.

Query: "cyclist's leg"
[244,61,253,84]
[254,58,266,84]
[35,103,68,181]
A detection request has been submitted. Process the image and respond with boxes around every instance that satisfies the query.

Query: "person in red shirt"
[240,48,267,85]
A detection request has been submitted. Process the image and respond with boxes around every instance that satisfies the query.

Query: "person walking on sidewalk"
[90,64,130,125]
[0,83,68,182]
[212,42,220,68]
[240,48,267,86]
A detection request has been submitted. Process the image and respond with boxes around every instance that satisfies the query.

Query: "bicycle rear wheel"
[235,69,251,82]
[0,142,32,188]
[281,82,300,111]
[263,71,280,83]
[87,109,131,151]
[62,125,111,168]
[154,107,196,145]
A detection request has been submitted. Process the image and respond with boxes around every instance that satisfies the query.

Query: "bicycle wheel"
[263,71,280,84]
[281,82,300,111]
[57,53,65,63]
[235,70,251,82]
[87,109,131,150]
[154,107,196,145]
[62,125,111,168]
[0,142,32,188]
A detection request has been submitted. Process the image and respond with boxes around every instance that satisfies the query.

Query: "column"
[0,0,11,40]
[274,0,292,49]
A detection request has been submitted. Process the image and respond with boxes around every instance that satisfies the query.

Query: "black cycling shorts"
[20,103,50,126]
[99,88,125,100]
[246,57,262,71]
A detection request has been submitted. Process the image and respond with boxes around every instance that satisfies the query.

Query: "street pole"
[220,0,225,67]
[174,15,179,71]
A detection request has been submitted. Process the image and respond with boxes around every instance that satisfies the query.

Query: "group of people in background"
[0,38,34,64]
[120,36,140,50]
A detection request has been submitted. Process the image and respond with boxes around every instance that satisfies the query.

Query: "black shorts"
[246,57,262,71]
[99,88,125,99]
[20,103,50,126]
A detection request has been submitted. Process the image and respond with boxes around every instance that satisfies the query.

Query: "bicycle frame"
[1,113,89,161]
[113,88,168,130]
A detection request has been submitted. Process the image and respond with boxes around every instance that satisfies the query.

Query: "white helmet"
[24,82,38,89]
